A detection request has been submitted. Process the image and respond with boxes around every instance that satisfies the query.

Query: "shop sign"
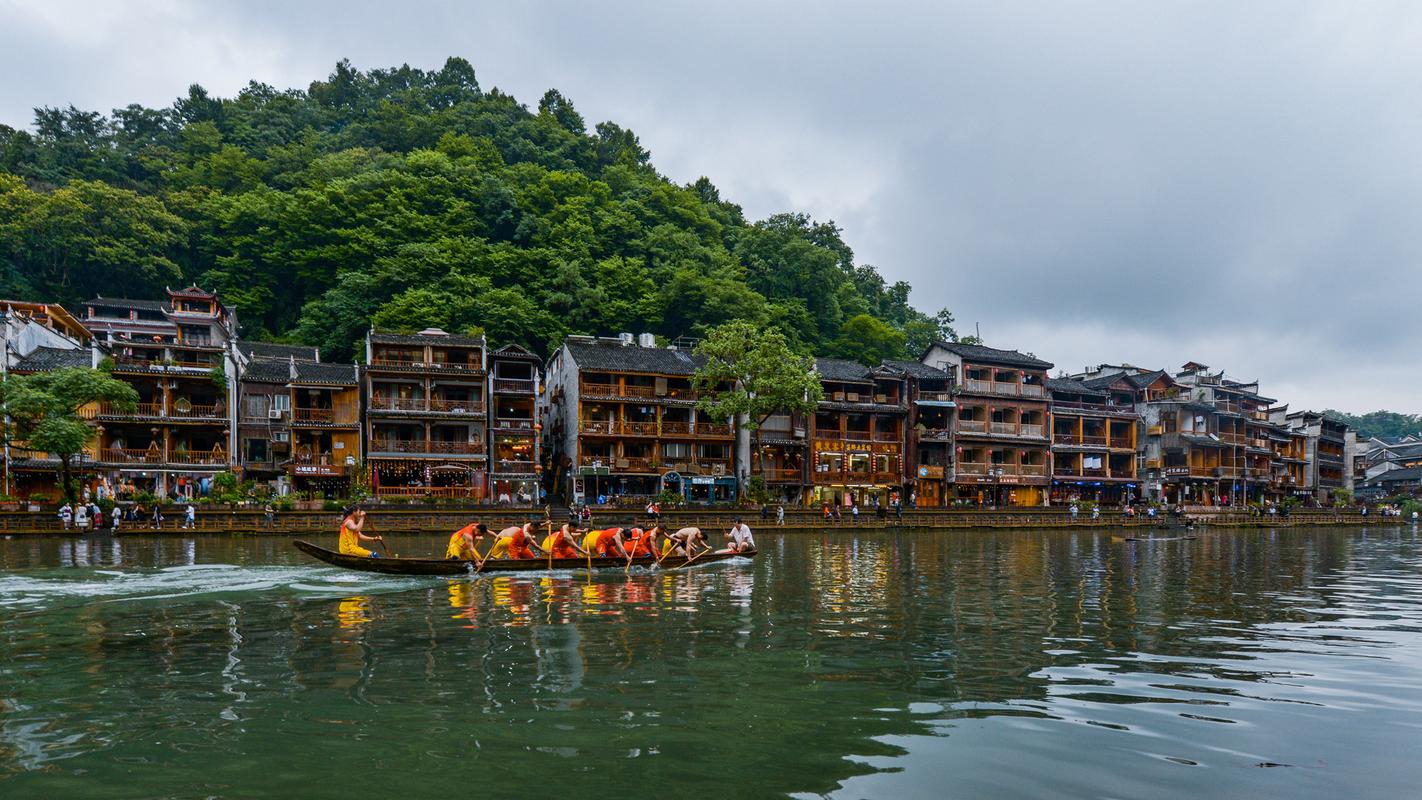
[691,476,715,485]
[1164,467,1190,476]
[294,464,342,476]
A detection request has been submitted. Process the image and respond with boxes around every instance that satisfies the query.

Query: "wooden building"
[921,342,1053,506]
[884,360,956,507]
[487,344,542,505]
[542,335,736,506]
[1047,375,1140,505]
[364,329,488,500]
[76,287,240,499]
[808,359,908,508]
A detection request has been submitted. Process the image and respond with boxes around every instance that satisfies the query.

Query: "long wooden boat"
[293,540,756,576]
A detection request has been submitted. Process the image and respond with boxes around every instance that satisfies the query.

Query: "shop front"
[951,475,1047,507]
[662,471,737,505]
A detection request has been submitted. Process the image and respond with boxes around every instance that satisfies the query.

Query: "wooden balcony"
[915,428,953,442]
[370,440,484,456]
[581,382,657,399]
[83,402,166,419]
[1109,438,1133,449]
[369,357,482,373]
[697,422,733,437]
[1019,423,1045,438]
[102,447,163,464]
[758,467,804,482]
[958,419,988,434]
[492,417,536,432]
[429,398,483,413]
[492,377,536,394]
[958,461,988,475]
[292,407,358,425]
[490,460,538,474]
[1018,464,1047,476]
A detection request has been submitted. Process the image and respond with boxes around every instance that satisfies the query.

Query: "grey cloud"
[1,0,1417,413]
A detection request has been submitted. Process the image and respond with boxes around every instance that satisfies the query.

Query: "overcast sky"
[3,1,1417,413]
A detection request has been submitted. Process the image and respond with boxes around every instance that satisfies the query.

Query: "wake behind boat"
[293,539,755,575]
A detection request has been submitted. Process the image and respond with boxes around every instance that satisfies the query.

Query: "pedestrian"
[895,502,903,522]
[761,504,770,522]
[1091,505,1100,521]
[182,504,196,529]
[776,504,785,526]
[264,501,276,528]
[74,503,89,531]
[1070,504,1080,521]
[151,505,163,529]
[59,502,73,530]
[111,509,120,532]
[851,503,859,525]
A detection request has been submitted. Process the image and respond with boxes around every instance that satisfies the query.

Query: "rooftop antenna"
[974,322,981,341]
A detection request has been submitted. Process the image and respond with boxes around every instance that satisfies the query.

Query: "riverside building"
[921,342,1053,507]
[77,288,240,499]
[807,359,909,508]
[487,344,543,504]
[542,334,736,506]
[884,360,956,507]
[1047,375,1141,506]
[364,329,489,500]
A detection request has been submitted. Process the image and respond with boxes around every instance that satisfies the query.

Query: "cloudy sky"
[3,1,1417,413]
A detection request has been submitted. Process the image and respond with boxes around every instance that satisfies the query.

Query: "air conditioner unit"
[268,408,284,419]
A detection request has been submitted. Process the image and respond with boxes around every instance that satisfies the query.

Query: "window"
[244,438,270,462]
[272,394,291,412]
[244,394,269,418]
[662,442,691,459]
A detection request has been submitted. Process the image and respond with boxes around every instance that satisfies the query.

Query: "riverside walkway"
[0,507,1391,536]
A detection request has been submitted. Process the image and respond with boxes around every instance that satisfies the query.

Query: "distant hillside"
[1325,410,1422,441]
[0,58,963,362]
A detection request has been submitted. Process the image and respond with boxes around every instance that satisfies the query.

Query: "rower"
[626,525,659,558]
[721,517,755,554]
[489,523,543,560]
[583,526,629,558]
[664,526,708,558]
[542,522,587,559]
[337,506,383,558]
[445,521,489,560]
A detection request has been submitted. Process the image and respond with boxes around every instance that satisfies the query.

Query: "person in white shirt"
[723,518,755,553]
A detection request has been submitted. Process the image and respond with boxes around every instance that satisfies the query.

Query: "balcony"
[492,417,536,432]
[291,407,358,426]
[490,460,538,474]
[169,402,226,420]
[1147,425,1164,436]
[369,397,485,415]
[1053,433,1107,446]
[102,447,163,464]
[83,402,166,420]
[1109,438,1133,449]
[958,461,988,475]
[369,357,482,374]
[759,467,804,483]
[697,422,733,437]
[492,377,536,394]
[112,355,218,372]
[581,382,657,399]
[958,419,988,434]
[917,390,955,403]
[916,428,953,442]
[370,440,484,456]
[872,430,901,443]
[1018,463,1047,476]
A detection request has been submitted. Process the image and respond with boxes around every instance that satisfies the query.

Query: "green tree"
[1,368,138,502]
[827,314,908,365]
[693,321,824,492]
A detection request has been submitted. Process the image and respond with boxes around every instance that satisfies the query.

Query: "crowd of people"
[335,504,756,565]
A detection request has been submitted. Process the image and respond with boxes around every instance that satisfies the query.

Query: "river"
[1,527,1419,798]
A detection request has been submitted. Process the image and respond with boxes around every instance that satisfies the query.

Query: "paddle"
[671,540,712,570]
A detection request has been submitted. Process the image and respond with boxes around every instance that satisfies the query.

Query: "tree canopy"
[0,367,138,501]
[0,58,962,361]
[1325,410,1422,441]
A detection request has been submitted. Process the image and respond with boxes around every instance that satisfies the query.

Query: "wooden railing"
[492,378,535,393]
[697,422,732,437]
[581,382,657,398]
[492,417,535,430]
[371,440,484,455]
[170,403,225,419]
[1109,438,1133,449]
[103,448,162,463]
[1019,423,1045,438]
[429,398,483,413]
[958,419,987,433]
[490,460,537,473]
[292,407,357,424]
[758,467,803,482]
[168,449,227,465]
[916,428,952,441]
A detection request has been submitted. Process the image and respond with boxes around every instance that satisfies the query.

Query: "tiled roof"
[883,359,953,380]
[12,346,90,372]
[241,359,293,383]
[1124,370,1170,389]
[84,297,166,311]
[240,341,318,361]
[1046,377,1106,397]
[1362,466,1422,486]
[490,343,540,360]
[293,361,358,385]
[814,358,873,383]
[929,341,1053,370]
[565,339,701,375]
[370,331,485,347]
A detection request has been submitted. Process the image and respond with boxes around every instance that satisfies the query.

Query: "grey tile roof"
[1362,466,1422,486]
[240,341,318,361]
[565,339,702,375]
[490,343,540,360]
[241,359,293,383]
[293,361,358,385]
[370,331,485,347]
[84,297,167,311]
[1047,377,1106,397]
[12,346,91,372]
[929,341,1053,370]
[883,359,953,380]
[1124,370,1170,389]
[814,358,874,383]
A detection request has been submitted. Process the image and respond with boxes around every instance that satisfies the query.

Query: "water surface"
[1,527,1419,798]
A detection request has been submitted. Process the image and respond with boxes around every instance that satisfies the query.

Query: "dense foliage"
[1325,410,1422,442]
[0,368,138,501]
[0,58,966,363]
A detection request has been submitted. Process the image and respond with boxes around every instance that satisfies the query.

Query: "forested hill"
[1325,410,1422,442]
[0,57,959,363]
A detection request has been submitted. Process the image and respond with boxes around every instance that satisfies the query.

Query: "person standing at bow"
[338,506,383,558]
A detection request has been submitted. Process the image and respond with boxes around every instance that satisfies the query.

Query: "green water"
[2,527,1420,799]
